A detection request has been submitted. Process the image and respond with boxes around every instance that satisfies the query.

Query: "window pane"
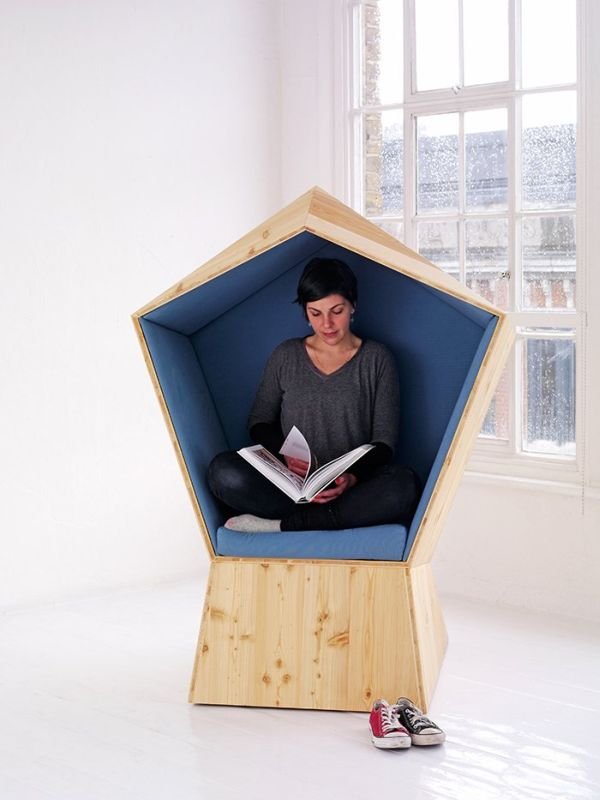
[465,219,509,309]
[417,114,459,213]
[415,0,459,91]
[417,221,459,279]
[377,219,404,241]
[522,215,576,310]
[480,364,510,440]
[362,1,403,106]
[522,91,576,209]
[465,108,508,211]
[463,0,508,86]
[522,0,576,89]
[522,332,575,456]
[363,110,403,216]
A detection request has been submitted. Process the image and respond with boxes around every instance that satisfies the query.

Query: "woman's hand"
[311,472,357,504]
[284,456,309,478]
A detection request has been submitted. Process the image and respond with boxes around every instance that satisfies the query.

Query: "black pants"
[207,451,421,531]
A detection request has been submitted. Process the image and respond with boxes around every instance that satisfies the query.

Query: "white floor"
[1,578,599,800]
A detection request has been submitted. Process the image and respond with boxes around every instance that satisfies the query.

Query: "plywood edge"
[133,189,320,317]
[132,315,216,559]
[212,555,410,569]
[408,315,515,566]
[189,563,215,702]
[406,564,448,711]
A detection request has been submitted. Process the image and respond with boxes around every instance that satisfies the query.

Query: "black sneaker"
[393,698,446,746]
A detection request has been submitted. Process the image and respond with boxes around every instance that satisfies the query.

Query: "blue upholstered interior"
[141,231,497,561]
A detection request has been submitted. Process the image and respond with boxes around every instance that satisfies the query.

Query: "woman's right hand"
[284,456,309,478]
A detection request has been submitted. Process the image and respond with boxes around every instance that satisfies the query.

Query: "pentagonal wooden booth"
[133,187,513,712]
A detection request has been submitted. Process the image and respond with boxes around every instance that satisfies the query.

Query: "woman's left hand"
[311,472,357,504]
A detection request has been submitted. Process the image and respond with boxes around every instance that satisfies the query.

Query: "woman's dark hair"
[294,257,358,317]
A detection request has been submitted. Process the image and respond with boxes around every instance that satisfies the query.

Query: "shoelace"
[404,706,436,732]
[379,703,401,733]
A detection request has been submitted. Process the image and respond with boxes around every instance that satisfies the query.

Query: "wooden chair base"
[189,559,447,712]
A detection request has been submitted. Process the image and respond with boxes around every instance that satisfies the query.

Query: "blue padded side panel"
[216,523,408,560]
[139,318,226,550]
[402,315,499,559]
[143,232,326,334]
[191,266,310,450]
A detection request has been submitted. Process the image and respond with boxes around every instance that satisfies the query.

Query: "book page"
[278,426,311,476]
[303,444,374,501]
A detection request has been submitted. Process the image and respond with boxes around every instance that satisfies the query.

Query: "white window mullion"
[511,0,522,454]
[509,91,520,457]
[513,327,525,456]
[406,0,416,99]
[404,0,416,249]
[458,110,465,215]
[404,113,417,250]
[458,0,465,91]
[348,1,362,209]
[575,0,588,478]
[511,0,521,90]
[353,111,364,214]
[458,109,466,283]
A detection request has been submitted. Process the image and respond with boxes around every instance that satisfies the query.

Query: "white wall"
[0,0,281,607]
[280,0,600,622]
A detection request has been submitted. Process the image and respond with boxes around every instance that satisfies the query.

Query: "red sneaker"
[369,699,412,749]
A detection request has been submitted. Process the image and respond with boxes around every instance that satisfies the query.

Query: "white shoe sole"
[370,734,411,749]
[410,732,446,746]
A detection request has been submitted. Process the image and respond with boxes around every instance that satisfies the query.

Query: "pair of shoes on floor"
[369,698,446,750]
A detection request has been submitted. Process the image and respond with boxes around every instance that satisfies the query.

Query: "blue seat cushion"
[215,523,408,560]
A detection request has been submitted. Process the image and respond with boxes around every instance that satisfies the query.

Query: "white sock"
[225,514,281,532]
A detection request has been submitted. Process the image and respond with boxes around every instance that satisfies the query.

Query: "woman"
[207,257,420,532]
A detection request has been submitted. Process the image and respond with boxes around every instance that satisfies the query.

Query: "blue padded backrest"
[140,231,497,560]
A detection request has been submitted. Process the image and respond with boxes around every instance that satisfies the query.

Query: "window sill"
[462,468,586,498]
[468,439,580,482]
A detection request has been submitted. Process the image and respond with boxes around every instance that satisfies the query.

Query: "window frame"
[346,0,583,484]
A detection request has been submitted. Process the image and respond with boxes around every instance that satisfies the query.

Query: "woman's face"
[305,294,354,347]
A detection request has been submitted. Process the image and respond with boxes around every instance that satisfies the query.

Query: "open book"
[237,426,373,503]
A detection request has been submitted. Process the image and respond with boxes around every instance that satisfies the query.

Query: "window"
[351,0,578,475]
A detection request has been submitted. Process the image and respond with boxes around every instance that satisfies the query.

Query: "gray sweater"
[248,338,400,468]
